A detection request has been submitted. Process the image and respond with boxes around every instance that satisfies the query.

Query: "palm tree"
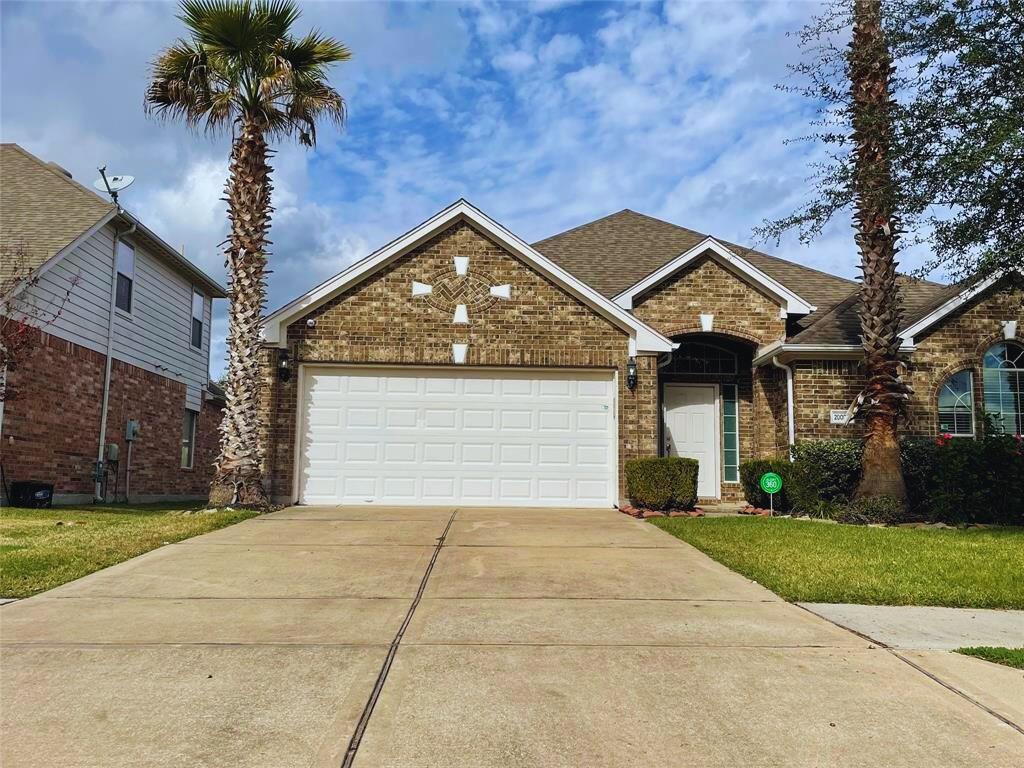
[146,0,350,506]
[848,0,908,502]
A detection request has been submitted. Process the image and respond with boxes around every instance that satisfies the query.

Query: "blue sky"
[2,0,931,377]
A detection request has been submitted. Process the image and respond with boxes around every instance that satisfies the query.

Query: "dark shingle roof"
[0,143,227,297]
[532,209,857,320]
[788,277,953,345]
[532,208,962,346]
[0,143,115,280]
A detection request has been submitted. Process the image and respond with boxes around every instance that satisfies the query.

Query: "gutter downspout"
[94,219,136,502]
[771,356,796,459]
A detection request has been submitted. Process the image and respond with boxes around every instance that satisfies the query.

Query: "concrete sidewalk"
[799,603,1024,650]
[1,506,1022,767]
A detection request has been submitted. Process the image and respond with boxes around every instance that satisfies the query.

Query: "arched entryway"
[660,333,756,501]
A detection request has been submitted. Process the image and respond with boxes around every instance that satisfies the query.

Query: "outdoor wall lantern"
[626,357,638,390]
[278,348,292,382]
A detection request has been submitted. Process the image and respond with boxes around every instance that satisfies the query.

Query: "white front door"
[663,384,719,499]
[297,366,617,507]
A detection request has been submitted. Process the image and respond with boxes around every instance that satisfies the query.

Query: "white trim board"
[751,341,915,367]
[612,237,817,316]
[262,199,674,354]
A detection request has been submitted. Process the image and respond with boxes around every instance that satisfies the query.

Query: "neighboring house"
[260,200,1022,508]
[0,143,227,504]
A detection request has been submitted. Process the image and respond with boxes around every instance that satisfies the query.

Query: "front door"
[663,384,719,499]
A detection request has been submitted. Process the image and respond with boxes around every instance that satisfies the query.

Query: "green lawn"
[0,503,257,598]
[957,647,1024,670]
[650,516,1024,609]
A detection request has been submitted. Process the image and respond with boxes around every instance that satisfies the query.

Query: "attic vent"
[47,161,72,179]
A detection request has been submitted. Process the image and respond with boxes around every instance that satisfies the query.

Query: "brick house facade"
[261,201,1023,508]
[2,329,224,502]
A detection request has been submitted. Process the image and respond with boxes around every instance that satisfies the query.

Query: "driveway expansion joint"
[339,508,459,768]
[794,602,1024,736]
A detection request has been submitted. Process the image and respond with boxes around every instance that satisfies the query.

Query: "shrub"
[789,439,862,513]
[625,457,699,511]
[918,434,1024,525]
[900,438,940,515]
[834,495,908,525]
[739,457,793,511]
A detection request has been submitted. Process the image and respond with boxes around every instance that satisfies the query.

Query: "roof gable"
[263,199,674,353]
[612,236,817,316]
[533,209,857,316]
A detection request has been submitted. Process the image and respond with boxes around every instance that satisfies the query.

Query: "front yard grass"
[650,516,1024,609]
[0,503,257,598]
[957,647,1024,670]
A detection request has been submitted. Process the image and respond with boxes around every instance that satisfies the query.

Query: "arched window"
[983,341,1024,435]
[665,342,738,375]
[937,370,974,437]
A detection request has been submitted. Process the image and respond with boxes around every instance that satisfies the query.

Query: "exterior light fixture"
[626,357,638,390]
[278,348,292,382]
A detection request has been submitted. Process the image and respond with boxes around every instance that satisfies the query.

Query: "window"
[115,241,135,312]
[664,342,738,375]
[722,384,739,482]
[983,341,1024,435]
[190,289,205,349]
[937,370,974,436]
[181,409,197,469]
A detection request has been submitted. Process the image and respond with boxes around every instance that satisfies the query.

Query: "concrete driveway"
[1,506,1021,767]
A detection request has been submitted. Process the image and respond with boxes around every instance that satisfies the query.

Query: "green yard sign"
[759,472,783,495]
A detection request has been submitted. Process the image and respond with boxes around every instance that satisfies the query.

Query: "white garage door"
[297,367,617,507]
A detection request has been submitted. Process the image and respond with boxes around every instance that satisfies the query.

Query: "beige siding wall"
[25,223,213,410]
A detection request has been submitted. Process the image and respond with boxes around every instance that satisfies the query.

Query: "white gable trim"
[612,237,816,316]
[32,210,120,281]
[263,199,674,353]
[899,271,1016,346]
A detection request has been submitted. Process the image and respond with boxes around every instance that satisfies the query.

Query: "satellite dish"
[93,175,135,193]
[93,166,135,205]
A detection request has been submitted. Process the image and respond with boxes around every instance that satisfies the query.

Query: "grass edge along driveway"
[650,516,1024,609]
[1,503,257,598]
[957,647,1024,670]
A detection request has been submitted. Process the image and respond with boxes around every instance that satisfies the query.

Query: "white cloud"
[492,49,536,73]
[5,0,942,380]
[538,33,582,66]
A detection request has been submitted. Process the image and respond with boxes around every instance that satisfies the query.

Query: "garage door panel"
[383,443,417,463]
[382,476,417,498]
[385,408,417,428]
[299,368,616,507]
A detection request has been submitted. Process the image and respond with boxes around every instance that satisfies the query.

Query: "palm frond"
[278,30,351,72]
[148,0,349,144]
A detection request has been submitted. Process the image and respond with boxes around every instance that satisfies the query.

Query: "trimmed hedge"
[902,435,1024,525]
[740,435,1024,525]
[625,457,699,511]
[789,439,863,515]
[739,457,793,511]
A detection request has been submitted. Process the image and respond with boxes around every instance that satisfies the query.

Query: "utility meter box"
[125,420,141,441]
[106,443,120,462]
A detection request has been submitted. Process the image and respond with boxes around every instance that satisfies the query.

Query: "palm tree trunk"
[209,118,272,507]
[850,0,908,502]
